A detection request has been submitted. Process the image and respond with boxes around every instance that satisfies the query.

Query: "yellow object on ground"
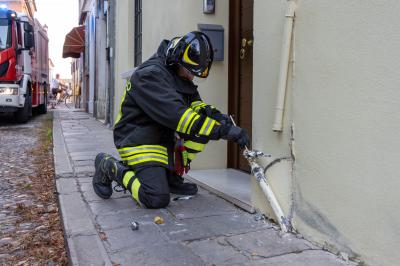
[154,216,164,225]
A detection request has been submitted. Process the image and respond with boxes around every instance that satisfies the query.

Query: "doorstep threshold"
[185,169,255,213]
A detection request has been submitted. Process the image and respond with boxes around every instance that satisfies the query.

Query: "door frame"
[227,0,241,169]
[228,0,253,169]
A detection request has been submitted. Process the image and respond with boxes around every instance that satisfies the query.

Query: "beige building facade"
[111,1,400,265]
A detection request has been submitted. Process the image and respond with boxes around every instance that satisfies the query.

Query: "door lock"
[241,38,254,47]
[240,38,253,60]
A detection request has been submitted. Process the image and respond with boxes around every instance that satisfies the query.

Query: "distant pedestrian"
[50,74,65,108]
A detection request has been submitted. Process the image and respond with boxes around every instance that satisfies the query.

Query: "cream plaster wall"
[113,0,135,124]
[141,0,230,169]
[252,0,293,228]
[253,1,400,265]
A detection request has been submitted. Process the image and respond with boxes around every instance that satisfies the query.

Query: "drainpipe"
[272,0,296,132]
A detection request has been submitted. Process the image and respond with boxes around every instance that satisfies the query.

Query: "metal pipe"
[272,0,296,132]
[250,162,289,232]
[230,116,290,232]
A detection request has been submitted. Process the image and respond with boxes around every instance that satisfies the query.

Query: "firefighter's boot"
[93,153,129,199]
[168,172,198,195]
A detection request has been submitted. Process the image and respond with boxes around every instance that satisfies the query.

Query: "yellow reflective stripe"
[183,44,199,66]
[183,112,197,133]
[118,146,167,159]
[188,153,197,160]
[205,119,216,136]
[177,109,192,132]
[122,153,168,161]
[119,145,166,151]
[199,117,211,135]
[184,141,206,152]
[199,117,216,136]
[190,101,206,109]
[177,109,198,133]
[126,157,168,166]
[120,149,167,158]
[114,85,129,126]
[118,145,167,154]
[190,101,202,107]
[187,115,199,134]
[132,178,141,201]
[201,66,209,77]
[190,101,207,114]
[123,171,135,188]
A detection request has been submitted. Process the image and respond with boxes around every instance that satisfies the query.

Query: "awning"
[62,26,85,58]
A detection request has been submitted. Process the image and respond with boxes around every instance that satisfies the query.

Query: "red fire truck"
[0,8,49,122]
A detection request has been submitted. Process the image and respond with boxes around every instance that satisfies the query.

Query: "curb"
[52,111,112,266]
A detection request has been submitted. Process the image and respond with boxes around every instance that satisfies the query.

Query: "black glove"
[203,106,233,126]
[211,113,233,126]
[219,125,250,149]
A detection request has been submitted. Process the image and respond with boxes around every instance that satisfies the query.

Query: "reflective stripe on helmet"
[183,44,200,66]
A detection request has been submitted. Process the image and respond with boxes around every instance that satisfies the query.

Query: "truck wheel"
[15,93,31,123]
[38,93,47,114]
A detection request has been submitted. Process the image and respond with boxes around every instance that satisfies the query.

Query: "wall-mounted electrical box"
[198,24,224,61]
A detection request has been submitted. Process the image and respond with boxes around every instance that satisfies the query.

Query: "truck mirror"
[24,32,34,49]
[23,22,33,32]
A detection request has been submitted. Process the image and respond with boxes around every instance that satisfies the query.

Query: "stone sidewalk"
[53,109,355,266]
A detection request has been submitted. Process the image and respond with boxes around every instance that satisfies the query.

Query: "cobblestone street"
[0,113,67,265]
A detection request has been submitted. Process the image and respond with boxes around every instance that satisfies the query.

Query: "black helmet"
[166,31,214,78]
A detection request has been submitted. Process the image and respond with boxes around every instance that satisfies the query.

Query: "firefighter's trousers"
[120,136,209,208]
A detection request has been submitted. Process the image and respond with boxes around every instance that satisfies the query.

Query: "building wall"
[253,1,400,265]
[94,2,108,121]
[87,8,96,114]
[113,0,134,125]
[141,0,229,169]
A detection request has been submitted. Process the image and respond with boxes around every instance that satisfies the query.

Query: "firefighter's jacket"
[114,40,222,169]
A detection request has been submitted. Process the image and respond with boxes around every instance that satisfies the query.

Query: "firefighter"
[93,31,249,208]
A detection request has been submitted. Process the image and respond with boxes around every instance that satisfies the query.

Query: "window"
[134,0,142,67]
[0,19,12,50]
[16,22,22,47]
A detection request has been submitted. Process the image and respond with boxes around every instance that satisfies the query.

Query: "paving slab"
[74,165,96,173]
[56,177,79,195]
[186,237,250,265]
[166,189,237,219]
[95,208,172,230]
[109,243,205,266]
[158,211,272,241]
[68,234,112,266]
[88,197,141,215]
[225,230,315,258]
[250,249,356,266]
[70,155,98,161]
[58,191,98,236]
[102,223,168,252]
[73,159,94,167]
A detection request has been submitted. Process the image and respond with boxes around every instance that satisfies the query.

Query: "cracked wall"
[253,1,400,266]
